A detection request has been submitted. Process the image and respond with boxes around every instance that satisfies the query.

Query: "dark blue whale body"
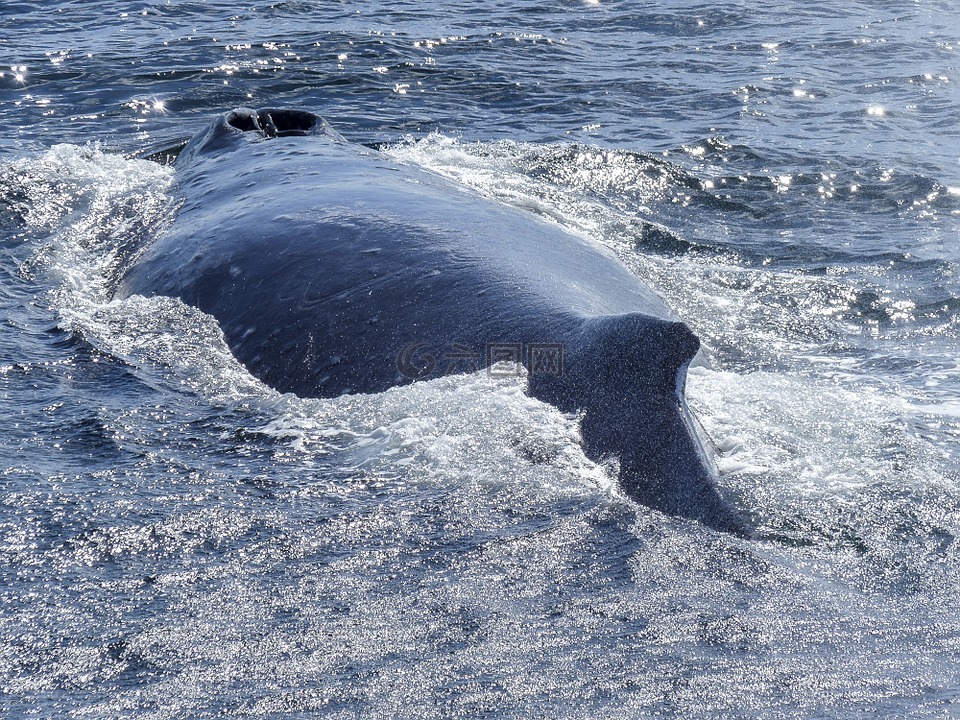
[118,108,743,533]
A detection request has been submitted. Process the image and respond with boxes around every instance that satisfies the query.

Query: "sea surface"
[2,1,960,718]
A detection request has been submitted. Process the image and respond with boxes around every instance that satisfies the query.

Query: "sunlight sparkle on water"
[773,175,792,193]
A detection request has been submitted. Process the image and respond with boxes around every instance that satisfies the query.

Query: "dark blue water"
[2,2,960,717]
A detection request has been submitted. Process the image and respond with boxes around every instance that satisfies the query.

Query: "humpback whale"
[118,107,744,533]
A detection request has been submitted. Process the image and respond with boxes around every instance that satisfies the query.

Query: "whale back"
[120,108,684,395]
[117,108,744,533]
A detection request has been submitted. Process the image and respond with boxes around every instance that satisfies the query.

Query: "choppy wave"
[3,0,960,712]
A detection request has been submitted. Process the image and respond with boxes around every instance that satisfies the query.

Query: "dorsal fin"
[529,313,746,534]
[529,312,701,414]
[574,312,699,395]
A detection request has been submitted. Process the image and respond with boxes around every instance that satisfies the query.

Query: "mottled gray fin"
[529,312,747,534]
[529,312,700,413]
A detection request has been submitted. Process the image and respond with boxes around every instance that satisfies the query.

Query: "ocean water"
[2,1,960,717]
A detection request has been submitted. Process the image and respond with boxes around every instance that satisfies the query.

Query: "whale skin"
[117,107,744,534]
